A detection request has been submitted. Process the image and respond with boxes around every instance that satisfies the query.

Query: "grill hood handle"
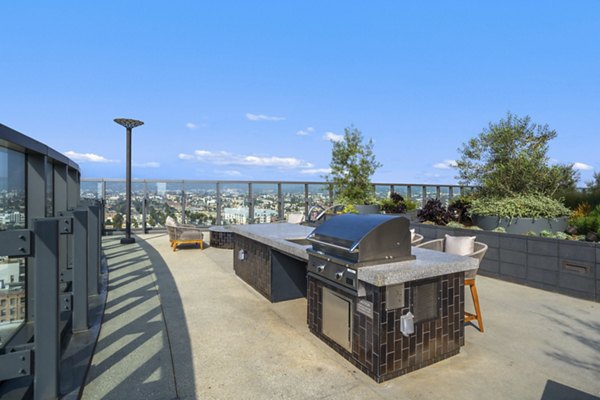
[306,237,359,253]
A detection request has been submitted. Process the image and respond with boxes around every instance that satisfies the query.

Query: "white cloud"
[179,149,313,169]
[64,151,118,163]
[573,162,593,171]
[323,132,343,142]
[246,113,285,121]
[296,127,315,136]
[433,160,458,169]
[300,168,331,175]
[133,161,160,168]
[222,170,241,176]
[186,122,197,130]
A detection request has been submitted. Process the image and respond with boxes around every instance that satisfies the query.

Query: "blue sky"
[1,2,599,184]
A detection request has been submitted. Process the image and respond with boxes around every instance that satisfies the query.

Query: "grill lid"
[307,214,414,266]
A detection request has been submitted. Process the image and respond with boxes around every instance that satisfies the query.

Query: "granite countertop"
[230,223,479,286]
[229,223,314,260]
[357,247,479,287]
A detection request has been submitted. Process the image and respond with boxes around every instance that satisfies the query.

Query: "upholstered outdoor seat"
[417,235,488,332]
[165,216,204,251]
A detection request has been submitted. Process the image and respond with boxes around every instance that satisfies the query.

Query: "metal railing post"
[248,183,254,224]
[33,218,60,400]
[216,182,222,225]
[304,184,309,220]
[277,183,284,220]
[87,204,100,295]
[72,209,88,332]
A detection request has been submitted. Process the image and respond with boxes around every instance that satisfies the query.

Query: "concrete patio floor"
[83,233,600,400]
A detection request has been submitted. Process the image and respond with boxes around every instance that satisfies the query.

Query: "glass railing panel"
[425,186,438,202]
[281,183,306,220]
[439,186,451,205]
[220,183,249,225]
[307,184,331,208]
[80,180,103,200]
[146,181,169,228]
[164,182,184,223]
[0,146,26,348]
[184,182,217,225]
[251,183,278,224]
[131,182,145,230]
[104,181,126,230]
[393,185,408,199]
[374,185,391,200]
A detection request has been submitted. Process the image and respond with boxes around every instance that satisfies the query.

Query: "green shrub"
[570,215,600,235]
[404,199,418,211]
[470,195,570,218]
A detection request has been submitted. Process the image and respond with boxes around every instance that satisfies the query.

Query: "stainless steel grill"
[307,214,415,292]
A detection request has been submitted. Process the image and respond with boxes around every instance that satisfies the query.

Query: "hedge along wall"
[411,223,599,303]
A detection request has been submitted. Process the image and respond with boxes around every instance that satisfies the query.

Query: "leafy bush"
[456,112,578,198]
[448,196,473,224]
[470,195,570,218]
[379,193,407,214]
[404,199,418,211]
[418,199,451,225]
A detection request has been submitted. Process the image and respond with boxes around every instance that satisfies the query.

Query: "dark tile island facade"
[307,272,465,383]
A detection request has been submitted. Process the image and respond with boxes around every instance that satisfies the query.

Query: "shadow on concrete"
[83,235,196,400]
[541,380,599,400]
[135,235,197,399]
[542,305,600,372]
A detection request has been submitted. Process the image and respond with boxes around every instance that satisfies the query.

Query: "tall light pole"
[114,118,144,244]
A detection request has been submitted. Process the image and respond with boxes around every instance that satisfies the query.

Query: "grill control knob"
[316,265,325,273]
[335,272,344,280]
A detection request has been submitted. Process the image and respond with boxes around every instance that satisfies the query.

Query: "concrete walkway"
[83,233,600,400]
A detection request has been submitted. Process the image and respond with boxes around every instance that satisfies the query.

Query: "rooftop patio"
[82,232,600,400]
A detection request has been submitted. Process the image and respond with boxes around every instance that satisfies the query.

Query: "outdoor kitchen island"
[230,216,479,383]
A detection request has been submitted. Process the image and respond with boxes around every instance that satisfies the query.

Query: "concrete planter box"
[355,204,380,214]
[411,222,599,302]
[472,215,568,235]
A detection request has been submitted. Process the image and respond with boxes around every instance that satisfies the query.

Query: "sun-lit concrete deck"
[82,233,600,400]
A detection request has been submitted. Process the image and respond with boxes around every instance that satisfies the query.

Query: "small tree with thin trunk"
[326,126,381,205]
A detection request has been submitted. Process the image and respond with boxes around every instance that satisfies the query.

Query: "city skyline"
[2,2,599,184]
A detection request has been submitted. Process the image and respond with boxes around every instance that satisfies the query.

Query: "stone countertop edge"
[229,223,314,260]
[357,247,479,287]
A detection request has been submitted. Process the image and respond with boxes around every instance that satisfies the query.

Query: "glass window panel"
[184,182,216,226]
[308,184,331,207]
[221,183,249,225]
[0,146,26,347]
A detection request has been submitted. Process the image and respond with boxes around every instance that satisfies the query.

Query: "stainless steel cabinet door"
[322,287,352,351]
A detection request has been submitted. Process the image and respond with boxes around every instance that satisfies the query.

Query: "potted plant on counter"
[326,126,382,214]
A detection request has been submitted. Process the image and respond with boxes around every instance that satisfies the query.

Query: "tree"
[326,126,381,204]
[456,112,578,198]
[112,213,124,230]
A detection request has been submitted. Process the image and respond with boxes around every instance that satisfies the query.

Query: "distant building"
[223,207,277,224]
[0,261,25,324]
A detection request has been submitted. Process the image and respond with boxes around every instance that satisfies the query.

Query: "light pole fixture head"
[114,118,144,129]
